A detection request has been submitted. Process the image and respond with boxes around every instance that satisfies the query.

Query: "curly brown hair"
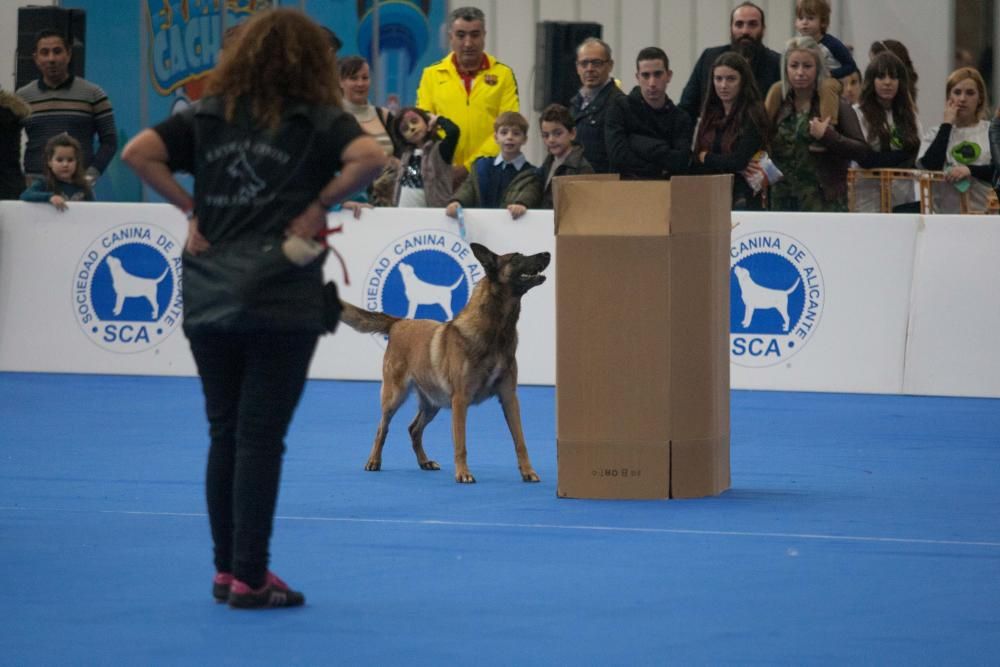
[206,9,341,129]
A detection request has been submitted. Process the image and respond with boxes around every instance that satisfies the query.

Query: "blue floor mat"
[1,372,998,665]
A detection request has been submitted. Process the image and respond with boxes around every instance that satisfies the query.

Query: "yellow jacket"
[416,53,520,170]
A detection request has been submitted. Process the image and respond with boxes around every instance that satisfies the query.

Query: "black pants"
[188,329,319,589]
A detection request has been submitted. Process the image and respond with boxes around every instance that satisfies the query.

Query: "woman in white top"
[338,56,400,205]
[339,56,398,158]
[852,51,921,212]
[918,67,994,213]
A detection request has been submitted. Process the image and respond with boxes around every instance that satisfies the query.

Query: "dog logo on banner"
[730,230,824,368]
[73,223,183,353]
[362,230,482,347]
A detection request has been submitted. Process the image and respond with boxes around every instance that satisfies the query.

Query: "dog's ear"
[470,243,498,277]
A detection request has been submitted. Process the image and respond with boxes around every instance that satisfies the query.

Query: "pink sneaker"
[212,572,233,603]
[228,571,305,609]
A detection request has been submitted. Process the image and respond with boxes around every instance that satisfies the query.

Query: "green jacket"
[449,156,542,209]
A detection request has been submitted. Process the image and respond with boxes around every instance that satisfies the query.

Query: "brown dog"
[339,243,550,483]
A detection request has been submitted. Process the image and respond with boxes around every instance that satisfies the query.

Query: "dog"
[338,243,550,483]
[733,265,800,332]
[398,262,465,320]
[105,255,169,319]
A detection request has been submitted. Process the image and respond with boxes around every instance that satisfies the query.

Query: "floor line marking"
[3,505,1000,548]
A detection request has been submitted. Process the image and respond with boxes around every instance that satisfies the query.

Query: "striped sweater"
[16,75,117,177]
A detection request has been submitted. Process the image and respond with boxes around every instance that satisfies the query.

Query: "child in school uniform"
[445,111,540,220]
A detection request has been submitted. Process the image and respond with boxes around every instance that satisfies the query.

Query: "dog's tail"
[339,300,400,335]
[786,278,801,294]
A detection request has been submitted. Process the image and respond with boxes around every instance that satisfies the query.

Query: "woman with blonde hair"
[918,67,994,213]
[122,8,386,609]
[764,36,867,211]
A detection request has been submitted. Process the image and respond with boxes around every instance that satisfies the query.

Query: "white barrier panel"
[2,202,998,397]
[903,216,1000,398]
[729,211,919,394]
[0,202,198,377]
[0,202,556,384]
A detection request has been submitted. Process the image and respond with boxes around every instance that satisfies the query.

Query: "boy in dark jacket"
[446,111,540,219]
[537,103,593,208]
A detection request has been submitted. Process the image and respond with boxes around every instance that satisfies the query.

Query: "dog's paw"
[364,460,382,471]
[419,460,441,471]
[521,470,541,483]
[455,471,476,484]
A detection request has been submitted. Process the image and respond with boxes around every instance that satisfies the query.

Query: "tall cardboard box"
[554,175,731,499]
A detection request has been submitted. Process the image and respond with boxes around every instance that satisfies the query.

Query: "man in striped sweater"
[16,29,117,187]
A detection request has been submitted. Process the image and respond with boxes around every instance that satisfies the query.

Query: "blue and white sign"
[72,223,183,353]
[361,229,483,346]
[730,230,825,368]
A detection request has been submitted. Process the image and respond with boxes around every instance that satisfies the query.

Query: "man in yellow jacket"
[416,6,519,182]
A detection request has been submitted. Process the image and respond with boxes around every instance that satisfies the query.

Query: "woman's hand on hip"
[287,201,329,239]
[185,215,210,255]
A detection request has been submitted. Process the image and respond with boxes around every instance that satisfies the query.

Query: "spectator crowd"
[2,1,999,215]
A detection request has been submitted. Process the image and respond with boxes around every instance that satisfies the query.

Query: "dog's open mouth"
[510,252,551,294]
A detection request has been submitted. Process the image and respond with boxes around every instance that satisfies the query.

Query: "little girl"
[21,133,93,210]
[388,107,460,207]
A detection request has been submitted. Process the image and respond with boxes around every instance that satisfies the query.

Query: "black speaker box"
[533,21,602,111]
[16,6,87,90]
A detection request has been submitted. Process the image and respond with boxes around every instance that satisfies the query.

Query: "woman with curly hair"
[122,9,386,609]
[851,51,922,212]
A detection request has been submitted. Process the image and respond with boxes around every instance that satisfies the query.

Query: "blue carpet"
[1,372,998,665]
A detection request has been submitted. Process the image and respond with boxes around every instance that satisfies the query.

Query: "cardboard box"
[553,175,732,499]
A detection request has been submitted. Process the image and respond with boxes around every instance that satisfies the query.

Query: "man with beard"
[678,2,780,123]
[605,47,692,179]
[569,37,624,173]
[17,29,117,187]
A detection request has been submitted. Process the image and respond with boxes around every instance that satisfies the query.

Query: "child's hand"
[341,200,372,219]
[507,204,527,220]
[49,194,68,211]
[445,201,460,218]
[808,116,831,140]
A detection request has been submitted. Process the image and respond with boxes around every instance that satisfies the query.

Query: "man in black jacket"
[678,2,781,122]
[605,47,692,179]
[569,37,624,173]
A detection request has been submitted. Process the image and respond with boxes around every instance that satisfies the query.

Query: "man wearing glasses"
[569,37,624,174]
